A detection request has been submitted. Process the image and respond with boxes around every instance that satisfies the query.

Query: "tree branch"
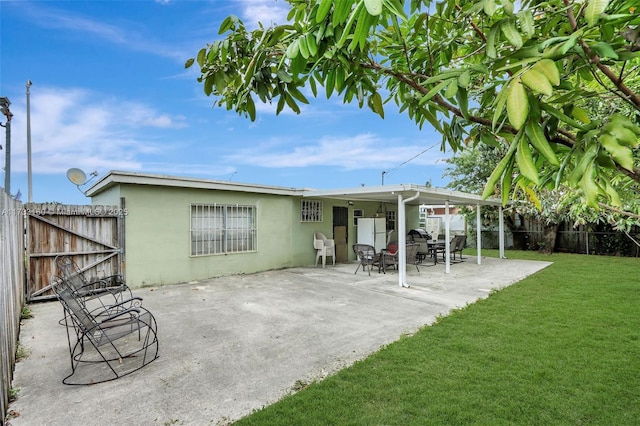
[599,202,640,220]
[563,0,640,110]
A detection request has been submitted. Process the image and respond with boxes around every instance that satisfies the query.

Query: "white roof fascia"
[85,171,306,197]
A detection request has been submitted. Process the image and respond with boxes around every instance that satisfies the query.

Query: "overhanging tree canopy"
[186,0,640,220]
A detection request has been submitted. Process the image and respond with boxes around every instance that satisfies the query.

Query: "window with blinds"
[191,204,256,256]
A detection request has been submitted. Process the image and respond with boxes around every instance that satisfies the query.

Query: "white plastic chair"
[313,232,335,267]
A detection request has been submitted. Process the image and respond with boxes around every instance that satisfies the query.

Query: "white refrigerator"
[357,218,387,252]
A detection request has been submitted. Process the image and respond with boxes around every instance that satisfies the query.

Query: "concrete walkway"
[7,256,551,425]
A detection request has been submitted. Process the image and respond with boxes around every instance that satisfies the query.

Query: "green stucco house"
[85,171,422,288]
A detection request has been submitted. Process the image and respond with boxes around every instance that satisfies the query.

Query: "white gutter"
[398,191,421,288]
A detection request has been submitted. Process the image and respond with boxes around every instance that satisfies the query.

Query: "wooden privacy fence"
[1,200,124,420]
[1,192,25,421]
[25,203,124,302]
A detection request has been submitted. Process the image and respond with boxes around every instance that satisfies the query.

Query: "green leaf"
[521,68,553,96]
[419,80,448,105]
[560,30,582,55]
[506,78,529,130]
[531,59,560,86]
[525,121,559,166]
[516,137,540,184]
[539,103,588,131]
[492,85,508,130]
[600,134,635,171]
[276,93,286,114]
[368,92,384,118]
[349,3,374,51]
[284,92,301,114]
[501,19,523,49]
[288,84,310,104]
[584,0,609,27]
[571,107,591,125]
[337,2,363,49]
[285,38,300,59]
[185,57,195,69]
[333,0,354,27]
[486,23,500,59]
[580,163,600,208]
[482,133,519,200]
[277,69,293,83]
[502,0,514,15]
[268,26,286,47]
[196,48,207,67]
[456,87,469,120]
[590,41,619,59]
[445,79,458,98]
[298,35,310,59]
[382,0,407,19]
[245,94,256,121]
[218,15,237,34]
[364,0,383,16]
[306,33,318,57]
[569,143,599,186]
[501,156,515,206]
[316,0,333,23]
[423,70,464,85]
[204,75,214,96]
[423,109,442,132]
[603,179,622,207]
[326,69,336,98]
[518,10,535,37]
[483,0,497,16]
[458,71,471,88]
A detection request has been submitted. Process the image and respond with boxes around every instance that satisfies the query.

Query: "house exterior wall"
[91,184,421,288]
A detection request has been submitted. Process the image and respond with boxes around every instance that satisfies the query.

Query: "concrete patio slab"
[7,256,551,425]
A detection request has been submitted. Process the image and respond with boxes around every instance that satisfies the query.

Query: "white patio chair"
[313,232,335,267]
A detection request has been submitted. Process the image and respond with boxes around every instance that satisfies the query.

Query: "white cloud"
[225,134,442,170]
[7,87,184,175]
[239,0,290,26]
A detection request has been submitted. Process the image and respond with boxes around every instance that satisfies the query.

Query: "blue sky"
[1,0,450,205]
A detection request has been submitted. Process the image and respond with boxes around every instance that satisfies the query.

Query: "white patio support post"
[398,191,420,288]
[499,205,506,258]
[476,203,482,265]
[445,200,451,274]
[397,193,406,287]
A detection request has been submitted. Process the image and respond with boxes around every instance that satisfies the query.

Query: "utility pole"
[26,81,33,202]
[0,96,12,195]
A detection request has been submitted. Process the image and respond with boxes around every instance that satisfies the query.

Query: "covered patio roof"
[303,184,504,207]
[303,184,506,288]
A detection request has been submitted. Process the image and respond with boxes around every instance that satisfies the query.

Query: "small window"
[353,209,364,226]
[386,210,396,231]
[191,204,256,256]
[301,200,323,222]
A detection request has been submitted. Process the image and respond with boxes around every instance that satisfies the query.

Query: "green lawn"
[235,251,640,425]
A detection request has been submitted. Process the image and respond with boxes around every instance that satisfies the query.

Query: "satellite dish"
[66,168,87,185]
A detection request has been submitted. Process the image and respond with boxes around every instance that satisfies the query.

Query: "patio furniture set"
[51,256,159,385]
[352,233,467,276]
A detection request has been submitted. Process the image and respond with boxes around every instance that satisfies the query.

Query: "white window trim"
[301,199,323,222]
